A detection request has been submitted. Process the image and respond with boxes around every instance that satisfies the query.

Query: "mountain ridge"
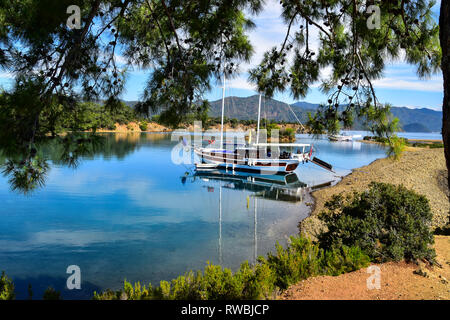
[207,96,443,133]
[122,95,443,133]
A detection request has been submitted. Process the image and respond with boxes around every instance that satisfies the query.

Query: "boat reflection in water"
[192,169,308,203]
[184,169,311,264]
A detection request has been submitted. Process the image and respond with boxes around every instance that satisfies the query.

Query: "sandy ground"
[300,148,449,239]
[96,122,171,133]
[281,236,450,300]
[95,122,305,134]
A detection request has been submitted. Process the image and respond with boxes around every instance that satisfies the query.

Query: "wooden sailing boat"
[194,77,330,174]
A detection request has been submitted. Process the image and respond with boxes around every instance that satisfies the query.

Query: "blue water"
[343,130,443,141]
[0,131,391,299]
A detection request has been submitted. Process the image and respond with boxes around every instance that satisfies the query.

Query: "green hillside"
[207,96,442,133]
[208,95,315,124]
[122,96,442,133]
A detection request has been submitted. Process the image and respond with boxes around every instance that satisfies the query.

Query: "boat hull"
[194,148,300,174]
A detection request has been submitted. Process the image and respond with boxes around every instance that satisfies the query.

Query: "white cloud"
[225,76,257,92]
[373,78,443,92]
[0,72,13,79]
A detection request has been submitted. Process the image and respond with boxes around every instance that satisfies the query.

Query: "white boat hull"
[194,148,303,174]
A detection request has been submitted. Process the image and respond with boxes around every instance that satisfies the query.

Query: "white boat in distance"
[194,78,332,174]
[328,132,362,142]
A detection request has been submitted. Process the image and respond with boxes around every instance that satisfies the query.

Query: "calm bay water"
[0,132,392,299]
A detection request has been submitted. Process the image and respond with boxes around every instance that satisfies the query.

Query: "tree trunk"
[440,0,450,189]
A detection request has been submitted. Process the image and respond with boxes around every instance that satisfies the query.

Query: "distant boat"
[328,133,362,142]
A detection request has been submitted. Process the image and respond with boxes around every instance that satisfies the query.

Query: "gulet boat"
[194,78,332,174]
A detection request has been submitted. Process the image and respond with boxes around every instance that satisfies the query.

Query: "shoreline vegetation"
[67,102,443,145]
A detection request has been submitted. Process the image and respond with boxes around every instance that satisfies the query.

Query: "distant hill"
[291,101,321,110]
[402,123,432,132]
[123,96,442,133]
[390,107,442,132]
[208,95,316,124]
[208,96,442,132]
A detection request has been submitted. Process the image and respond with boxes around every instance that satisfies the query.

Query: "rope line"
[286,103,306,132]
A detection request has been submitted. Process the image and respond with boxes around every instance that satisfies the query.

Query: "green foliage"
[0,0,264,150]
[264,237,323,289]
[42,286,61,300]
[263,236,369,289]
[139,121,149,131]
[93,234,369,300]
[50,101,138,132]
[363,104,407,159]
[318,182,436,263]
[409,141,444,148]
[386,136,407,160]
[150,115,161,124]
[279,127,296,141]
[0,271,15,300]
[265,123,280,138]
[1,156,49,194]
[94,261,276,300]
[322,246,371,276]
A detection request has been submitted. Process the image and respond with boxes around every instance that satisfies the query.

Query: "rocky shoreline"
[300,148,449,240]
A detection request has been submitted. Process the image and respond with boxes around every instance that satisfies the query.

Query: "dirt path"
[281,236,450,300]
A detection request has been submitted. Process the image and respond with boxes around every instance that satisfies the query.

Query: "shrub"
[263,237,323,289]
[0,272,15,300]
[139,121,149,131]
[43,286,61,300]
[279,128,296,141]
[318,182,435,263]
[263,236,369,290]
[322,246,370,276]
[6,234,368,301]
[151,115,161,124]
[94,261,276,300]
[409,142,444,149]
[386,136,407,160]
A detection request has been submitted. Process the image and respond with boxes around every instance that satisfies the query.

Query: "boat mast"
[220,76,226,148]
[219,185,222,265]
[256,94,262,145]
[254,196,258,265]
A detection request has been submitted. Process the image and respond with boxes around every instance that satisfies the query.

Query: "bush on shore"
[318,182,436,263]
[43,287,61,300]
[92,236,368,300]
[139,121,149,131]
[0,271,15,300]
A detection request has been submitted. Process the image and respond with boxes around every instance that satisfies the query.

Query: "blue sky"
[124,0,444,110]
[0,0,444,111]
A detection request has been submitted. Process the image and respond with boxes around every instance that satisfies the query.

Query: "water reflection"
[185,169,310,265]
[190,169,308,203]
[0,133,169,194]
